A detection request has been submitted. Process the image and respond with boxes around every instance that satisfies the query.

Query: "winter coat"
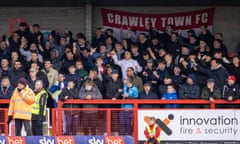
[201,86,221,100]
[8,69,26,88]
[139,91,159,108]
[59,87,80,108]
[222,84,240,100]
[197,65,229,89]
[0,67,12,78]
[179,83,200,99]
[8,85,35,120]
[41,67,58,90]
[65,73,82,89]
[0,86,14,99]
[79,85,102,109]
[156,68,169,84]
[0,86,14,108]
[104,78,123,99]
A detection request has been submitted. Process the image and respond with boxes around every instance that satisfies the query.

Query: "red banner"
[101,8,215,31]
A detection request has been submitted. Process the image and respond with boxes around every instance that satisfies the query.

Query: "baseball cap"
[228,75,236,81]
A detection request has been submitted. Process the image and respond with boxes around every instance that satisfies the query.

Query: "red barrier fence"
[56,99,240,144]
[1,99,240,143]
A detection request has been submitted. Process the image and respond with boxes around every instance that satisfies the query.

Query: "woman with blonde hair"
[0,77,14,101]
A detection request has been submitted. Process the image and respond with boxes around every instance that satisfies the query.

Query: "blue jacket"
[121,84,139,108]
[49,80,68,93]
[162,91,178,108]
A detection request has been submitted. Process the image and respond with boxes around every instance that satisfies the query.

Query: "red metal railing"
[56,99,240,144]
[1,99,240,144]
[0,99,10,136]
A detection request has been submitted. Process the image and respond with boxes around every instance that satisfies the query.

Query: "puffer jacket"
[179,83,200,99]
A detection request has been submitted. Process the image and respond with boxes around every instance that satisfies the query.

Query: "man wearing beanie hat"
[222,75,240,107]
[8,77,35,136]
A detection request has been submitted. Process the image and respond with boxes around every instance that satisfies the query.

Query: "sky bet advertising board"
[138,109,240,141]
[0,136,134,144]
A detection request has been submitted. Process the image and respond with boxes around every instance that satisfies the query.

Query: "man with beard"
[31,80,48,135]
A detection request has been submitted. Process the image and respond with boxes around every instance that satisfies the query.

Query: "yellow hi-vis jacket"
[32,89,48,116]
[146,124,161,143]
[8,85,35,120]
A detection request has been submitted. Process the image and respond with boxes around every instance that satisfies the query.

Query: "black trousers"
[32,120,43,136]
[82,112,98,135]
[15,119,32,136]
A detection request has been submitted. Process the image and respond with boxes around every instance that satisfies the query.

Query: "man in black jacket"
[103,69,122,133]
[59,80,80,135]
[31,80,48,136]
[179,74,200,108]
[192,58,229,90]
[222,75,240,108]
[8,60,26,88]
[139,82,159,108]
[104,69,123,104]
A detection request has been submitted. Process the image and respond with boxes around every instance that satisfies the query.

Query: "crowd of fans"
[0,21,240,136]
[0,22,239,109]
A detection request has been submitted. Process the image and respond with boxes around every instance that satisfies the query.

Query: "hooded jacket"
[8,85,35,120]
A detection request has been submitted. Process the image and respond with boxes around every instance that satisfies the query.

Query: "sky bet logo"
[88,136,124,144]
[144,114,174,136]
[39,136,74,144]
[7,137,26,144]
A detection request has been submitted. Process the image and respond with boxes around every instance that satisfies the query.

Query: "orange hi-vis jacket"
[8,85,35,120]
